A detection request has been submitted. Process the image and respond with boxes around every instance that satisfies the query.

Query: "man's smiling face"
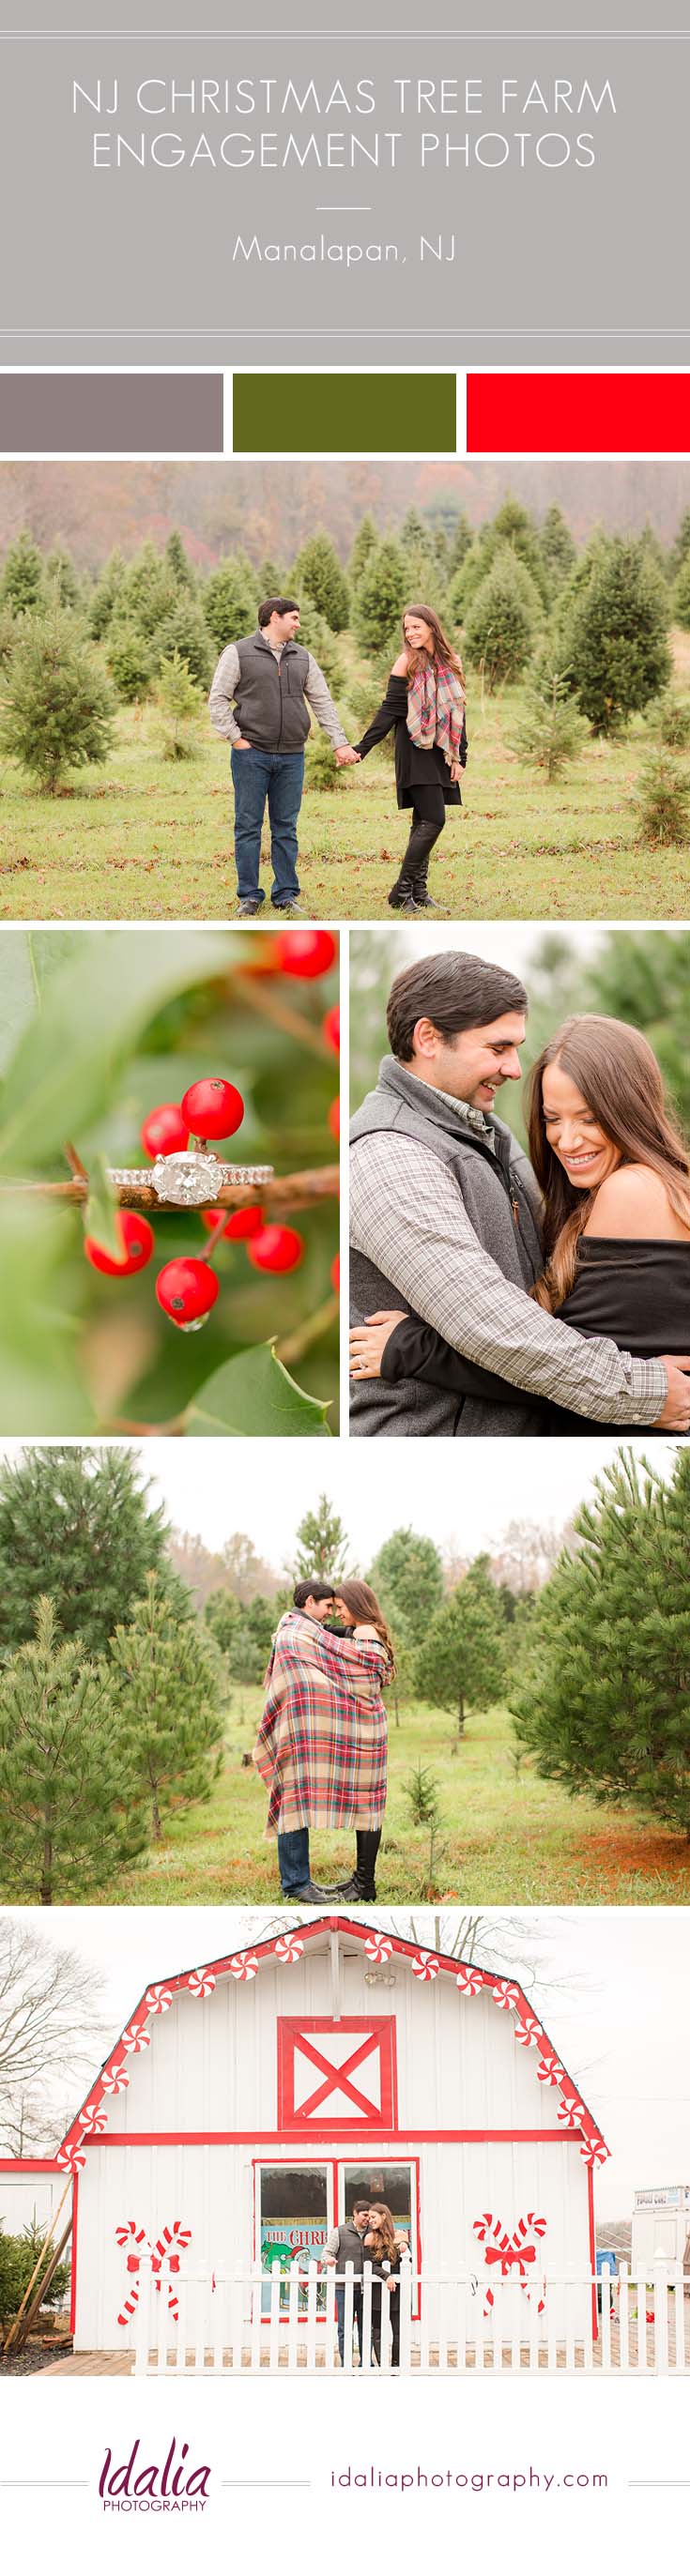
[410,1010,527,1109]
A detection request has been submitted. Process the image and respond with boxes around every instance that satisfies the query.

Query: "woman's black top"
[354,670,467,812]
[379,1237,690,1435]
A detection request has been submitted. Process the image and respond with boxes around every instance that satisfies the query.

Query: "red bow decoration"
[472,2211,547,2318]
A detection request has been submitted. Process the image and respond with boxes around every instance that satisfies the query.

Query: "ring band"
[107,1151,274,1208]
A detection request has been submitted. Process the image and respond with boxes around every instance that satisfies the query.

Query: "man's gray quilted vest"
[349,1058,544,1438]
[234,632,312,752]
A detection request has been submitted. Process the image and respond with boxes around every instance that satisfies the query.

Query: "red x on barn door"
[278,2019,397,2131]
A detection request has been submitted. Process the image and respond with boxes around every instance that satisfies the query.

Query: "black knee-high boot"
[334,1830,382,1904]
[389,815,441,909]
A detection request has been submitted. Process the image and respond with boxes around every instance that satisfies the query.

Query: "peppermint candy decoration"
[274,1935,303,1965]
[580,2134,609,2167]
[57,2142,86,2173]
[536,2050,566,2088]
[78,2104,108,2137]
[121,2021,151,2053]
[229,1952,258,1980]
[455,1965,483,1996]
[101,2059,130,2095]
[187,1968,216,1999]
[364,1935,393,1963]
[145,1984,172,2014]
[557,2095,587,2129]
[412,1952,439,1982]
[514,2012,544,2049]
[491,1980,521,2011]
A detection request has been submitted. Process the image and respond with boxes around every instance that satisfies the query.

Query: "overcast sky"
[8,1904,688,2222]
[1,1434,675,1574]
[349,921,686,981]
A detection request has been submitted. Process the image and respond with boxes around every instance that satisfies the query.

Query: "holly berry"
[140,1102,190,1159]
[328,1097,341,1141]
[180,1077,244,1140]
[248,1224,304,1275]
[322,1003,340,1055]
[274,929,336,980]
[330,1254,341,1294]
[156,1258,220,1329]
[84,1211,155,1277]
[200,1204,264,1241]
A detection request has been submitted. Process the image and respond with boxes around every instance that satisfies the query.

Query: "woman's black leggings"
[390,811,444,903]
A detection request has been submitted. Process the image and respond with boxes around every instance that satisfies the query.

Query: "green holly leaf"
[83,1151,121,1261]
[184,1341,331,1438]
[0,926,231,1172]
[0,1201,95,1432]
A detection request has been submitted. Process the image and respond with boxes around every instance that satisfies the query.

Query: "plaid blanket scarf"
[406,659,465,766]
[253,1611,390,1835]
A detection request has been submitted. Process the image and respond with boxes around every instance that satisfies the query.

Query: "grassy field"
[3,635,690,922]
[111,1692,690,1910]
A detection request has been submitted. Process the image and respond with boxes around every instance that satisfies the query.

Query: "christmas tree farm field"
[3,675,690,923]
[111,1693,690,1910]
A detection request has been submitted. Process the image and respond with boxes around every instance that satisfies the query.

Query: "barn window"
[277,2018,397,2129]
[257,2164,331,2314]
[340,2163,417,2270]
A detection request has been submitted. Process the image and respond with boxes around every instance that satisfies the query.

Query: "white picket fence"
[131,2255,688,2377]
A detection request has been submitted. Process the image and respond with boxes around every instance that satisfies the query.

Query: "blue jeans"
[336,2283,363,2366]
[278,1827,310,1896]
[231,746,304,905]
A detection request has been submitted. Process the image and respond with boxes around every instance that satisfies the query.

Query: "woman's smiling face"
[542,1059,622,1191]
[404,614,433,652]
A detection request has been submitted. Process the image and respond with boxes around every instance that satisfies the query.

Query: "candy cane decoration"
[115,2221,149,2328]
[472,2212,547,2319]
[187,1968,216,1999]
[152,2221,192,2323]
[115,2219,192,2328]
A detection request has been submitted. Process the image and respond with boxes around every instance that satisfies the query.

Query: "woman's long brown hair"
[401,602,466,691]
[336,1579,396,1677]
[526,1013,690,1309]
[365,2203,397,2261]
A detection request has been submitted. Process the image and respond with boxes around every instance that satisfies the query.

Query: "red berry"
[330,1254,341,1294]
[328,1096,341,1141]
[322,1003,340,1055]
[200,1204,264,1240]
[84,1211,155,1278]
[155,1258,220,1328]
[248,1224,304,1275]
[140,1102,190,1159]
[274,929,337,980]
[180,1077,244,1140]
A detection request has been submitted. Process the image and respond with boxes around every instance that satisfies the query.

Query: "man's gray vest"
[349,1057,545,1438]
[332,2222,367,2277]
[234,632,311,752]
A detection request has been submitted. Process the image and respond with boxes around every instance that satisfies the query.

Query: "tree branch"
[0,1164,339,1213]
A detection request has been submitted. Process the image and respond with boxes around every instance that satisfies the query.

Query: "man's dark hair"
[352,2196,372,2217]
[387,951,528,1063]
[258,596,299,628]
[293,1578,334,1609]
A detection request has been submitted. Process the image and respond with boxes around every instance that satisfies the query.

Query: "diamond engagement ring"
[106,1151,274,1208]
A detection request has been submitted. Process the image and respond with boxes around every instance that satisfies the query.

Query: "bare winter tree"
[0,1919,109,2154]
[486,1517,567,1594]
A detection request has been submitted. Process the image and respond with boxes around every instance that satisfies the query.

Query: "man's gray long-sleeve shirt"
[350,1131,666,1426]
[208,639,347,748]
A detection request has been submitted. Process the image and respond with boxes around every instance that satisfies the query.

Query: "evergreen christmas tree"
[164,528,196,592]
[88,548,126,640]
[0,529,44,617]
[0,1444,174,1656]
[512,649,587,780]
[367,1527,444,1647]
[447,511,474,578]
[667,506,690,581]
[203,556,257,654]
[116,541,177,639]
[153,597,213,689]
[347,513,379,587]
[539,502,576,594]
[634,746,690,846]
[415,1567,506,1734]
[672,553,690,632]
[155,648,203,757]
[292,531,350,632]
[0,598,116,794]
[294,1496,349,1583]
[568,537,671,733]
[44,543,81,609]
[204,1588,241,1654]
[463,545,540,687]
[106,1575,224,1839]
[106,620,154,702]
[0,1597,146,1904]
[296,594,346,695]
[353,537,406,657]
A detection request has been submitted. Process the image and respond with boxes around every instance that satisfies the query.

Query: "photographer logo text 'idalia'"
[100,2437,210,2512]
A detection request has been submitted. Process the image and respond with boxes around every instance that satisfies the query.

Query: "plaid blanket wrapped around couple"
[253,1611,391,1835]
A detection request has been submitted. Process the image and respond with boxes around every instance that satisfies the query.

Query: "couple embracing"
[349,950,690,1438]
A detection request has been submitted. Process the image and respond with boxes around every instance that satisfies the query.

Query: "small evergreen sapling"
[0,599,116,794]
[155,648,203,759]
[0,1597,146,1905]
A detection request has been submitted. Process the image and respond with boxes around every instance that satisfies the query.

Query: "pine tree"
[539,503,576,594]
[0,530,44,617]
[672,553,690,632]
[512,650,587,781]
[257,557,285,599]
[367,1527,444,1647]
[347,513,379,587]
[164,528,196,592]
[633,747,690,847]
[568,537,671,734]
[512,1446,690,1836]
[155,648,203,757]
[463,546,540,688]
[106,1575,224,1839]
[45,543,81,609]
[447,511,473,578]
[225,1593,276,1686]
[353,537,406,658]
[415,1570,506,1734]
[296,593,346,695]
[0,1444,174,1657]
[399,505,429,555]
[117,541,177,639]
[88,548,126,640]
[153,598,213,690]
[292,531,350,633]
[106,620,154,702]
[0,599,116,794]
[203,556,258,654]
[667,507,690,580]
[204,1588,241,1653]
[294,1497,349,1583]
[0,1598,146,1904]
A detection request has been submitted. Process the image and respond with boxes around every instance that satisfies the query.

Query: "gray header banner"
[0,15,688,365]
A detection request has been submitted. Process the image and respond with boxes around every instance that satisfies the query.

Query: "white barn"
[49,1916,607,2365]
